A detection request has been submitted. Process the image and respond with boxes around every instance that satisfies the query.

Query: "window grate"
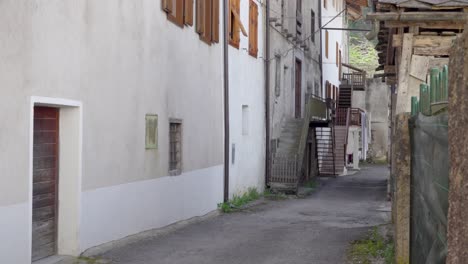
[169,121,182,174]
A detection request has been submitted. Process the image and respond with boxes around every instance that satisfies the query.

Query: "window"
[162,0,193,27]
[169,119,182,175]
[248,0,258,57]
[324,0,327,9]
[196,0,220,44]
[296,0,302,37]
[229,0,247,48]
[242,105,249,135]
[325,30,329,58]
[311,10,315,43]
[145,114,158,149]
[275,55,281,97]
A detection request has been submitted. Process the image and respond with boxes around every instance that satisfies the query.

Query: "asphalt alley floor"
[61,165,390,264]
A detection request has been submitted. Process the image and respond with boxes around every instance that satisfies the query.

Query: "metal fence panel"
[409,112,448,264]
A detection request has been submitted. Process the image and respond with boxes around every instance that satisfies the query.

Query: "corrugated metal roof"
[378,0,468,7]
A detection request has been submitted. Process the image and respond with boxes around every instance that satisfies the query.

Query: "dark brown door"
[295,59,302,118]
[32,107,59,261]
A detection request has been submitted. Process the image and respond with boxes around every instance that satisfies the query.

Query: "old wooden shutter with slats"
[184,0,194,26]
[32,107,59,261]
[212,0,220,42]
[248,0,258,57]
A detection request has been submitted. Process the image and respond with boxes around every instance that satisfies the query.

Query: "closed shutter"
[248,0,258,57]
[184,0,194,26]
[336,42,339,66]
[325,30,329,58]
[196,0,205,34]
[212,0,220,42]
[203,0,213,42]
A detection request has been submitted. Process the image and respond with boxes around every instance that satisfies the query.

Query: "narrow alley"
[89,166,388,264]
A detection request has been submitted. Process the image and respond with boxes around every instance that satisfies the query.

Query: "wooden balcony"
[341,72,366,91]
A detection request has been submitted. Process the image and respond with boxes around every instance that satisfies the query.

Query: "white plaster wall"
[228,0,266,195]
[80,165,223,251]
[321,0,346,94]
[0,203,30,264]
[0,0,225,261]
[269,0,322,140]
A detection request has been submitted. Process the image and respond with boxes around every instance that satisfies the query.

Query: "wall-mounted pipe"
[223,0,230,202]
[265,0,271,187]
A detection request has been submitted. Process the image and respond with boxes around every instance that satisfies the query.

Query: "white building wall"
[0,1,224,262]
[269,0,322,140]
[228,0,266,196]
[321,0,347,95]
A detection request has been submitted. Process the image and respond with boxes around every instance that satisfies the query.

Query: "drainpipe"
[319,0,323,98]
[223,0,230,202]
[265,0,271,187]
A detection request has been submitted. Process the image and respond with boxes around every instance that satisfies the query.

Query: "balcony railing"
[342,72,366,89]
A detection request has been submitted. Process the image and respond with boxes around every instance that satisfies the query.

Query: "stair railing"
[295,93,314,189]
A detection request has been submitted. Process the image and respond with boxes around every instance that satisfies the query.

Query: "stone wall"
[446,30,468,264]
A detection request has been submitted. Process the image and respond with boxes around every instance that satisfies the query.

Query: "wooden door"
[295,59,302,118]
[32,106,59,261]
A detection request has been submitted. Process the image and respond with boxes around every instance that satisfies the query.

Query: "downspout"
[319,0,323,98]
[265,0,271,187]
[223,0,230,202]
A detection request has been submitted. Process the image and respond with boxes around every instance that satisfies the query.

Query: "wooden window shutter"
[162,0,174,13]
[184,0,194,26]
[229,0,242,48]
[248,0,258,57]
[176,0,184,26]
[325,30,329,58]
[196,0,205,34]
[212,0,220,43]
[203,0,213,42]
[324,0,327,9]
[168,0,184,27]
[336,42,339,66]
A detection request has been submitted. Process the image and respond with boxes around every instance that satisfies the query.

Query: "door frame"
[28,96,83,259]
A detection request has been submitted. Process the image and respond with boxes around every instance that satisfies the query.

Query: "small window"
[296,0,302,37]
[275,55,281,97]
[325,30,329,58]
[248,0,258,57]
[242,105,249,135]
[196,0,220,44]
[145,114,158,149]
[162,0,193,28]
[311,10,315,43]
[169,119,182,175]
